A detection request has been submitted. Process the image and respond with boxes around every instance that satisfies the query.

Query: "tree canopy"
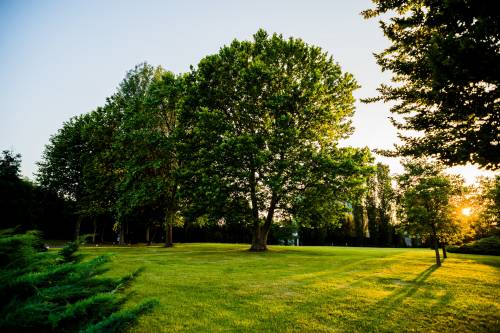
[397,158,463,265]
[179,30,373,250]
[363,0,500,170]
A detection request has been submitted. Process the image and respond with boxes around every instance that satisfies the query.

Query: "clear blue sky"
[0,0,494,182]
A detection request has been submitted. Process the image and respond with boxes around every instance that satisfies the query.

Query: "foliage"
[179,29,373,250]
[477,176,500,237]
[37,115,89,201]
[0,229,156,332]
[36,63,183,244]
[447,236,500,256]
[396,158,463,265]
[447,176,500,242]
[363,0,500,169]
[1,151,75,237]
[0,150,21,180]
[366,163,397,246]
[113,65,183,246]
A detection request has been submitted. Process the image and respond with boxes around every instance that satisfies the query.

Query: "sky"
[0,0,496,183]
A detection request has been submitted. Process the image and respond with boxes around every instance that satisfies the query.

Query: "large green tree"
[363,0,500,169]
[37,115,91,239]
[37,63,181,245]
[475,175,500,238]
[366,163,396,246]
[0,151,32,229]
[79,105,121,243]
[114,65,183,247]
[179,30,372,251]
[2,151,74,237]
[108,63,162,244]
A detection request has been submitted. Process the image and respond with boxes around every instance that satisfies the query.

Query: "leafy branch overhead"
[363,0,500,169]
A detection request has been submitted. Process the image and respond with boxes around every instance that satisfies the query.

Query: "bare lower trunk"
[182,216,192,243]
[146,224,151,245]
[165,211,174,247]
[92,219,97,244]
[250,225,269,251]
[75,217,82,241]
[433,238,441,267]
[100,222,105,243]
[165,223,173,247]
[119,224,125,245]
[249,191,278,252]
[441,243,447,259]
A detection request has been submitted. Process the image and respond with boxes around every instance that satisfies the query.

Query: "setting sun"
[461,207,472,216]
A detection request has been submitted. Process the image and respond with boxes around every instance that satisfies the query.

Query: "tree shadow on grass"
[376,264,438,303]
[359,264,456,331]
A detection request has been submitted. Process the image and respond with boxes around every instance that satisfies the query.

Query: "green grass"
[79,244,500,332]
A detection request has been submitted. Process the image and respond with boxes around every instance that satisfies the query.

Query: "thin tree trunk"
[165,223,173,247]
[249,167,266,251]
[441,243,447,259]
[119,223,125,245]
[165,211,174,247]
[125,221,129,244]
[146,224,151,245]
[433,237,441,267]
[182,216,192,243]
[92,219,97,244]
[75,216,82,241]
[151,227,157,243]
[101,223,105,243]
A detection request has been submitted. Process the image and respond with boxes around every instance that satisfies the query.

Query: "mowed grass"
[80,244,500,332]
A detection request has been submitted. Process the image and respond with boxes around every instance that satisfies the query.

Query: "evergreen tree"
[0,229,156,332]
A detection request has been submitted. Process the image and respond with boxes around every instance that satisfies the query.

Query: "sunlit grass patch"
[79,244,500,332]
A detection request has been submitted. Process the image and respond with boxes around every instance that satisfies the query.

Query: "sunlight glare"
[461,207,472,216]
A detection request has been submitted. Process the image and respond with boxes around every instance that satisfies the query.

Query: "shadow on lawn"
[362,264,455,330]
[377,264,438,304]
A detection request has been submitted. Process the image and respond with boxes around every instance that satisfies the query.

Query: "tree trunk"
[182,216,192,243]
[119,223,125,245]
[125,221,129,244]
[165,211,174,247]
[250,225,268,251]
[74,217,82,241]
[249,191,278,251]
[151,227,157,243]
[441,243,447,259]
[92,219,97,244]
[100,222,105,243]
[165,223,173,247]
[146,224,151,245]
[433,237,441,267]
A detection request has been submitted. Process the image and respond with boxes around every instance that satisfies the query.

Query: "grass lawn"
[80,244,500,332]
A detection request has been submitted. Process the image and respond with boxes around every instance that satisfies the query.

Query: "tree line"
[29,31,376,250]
[2,28,499,256]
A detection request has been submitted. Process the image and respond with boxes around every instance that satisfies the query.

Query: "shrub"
[0,229,157,332]
[447,236,500,256]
